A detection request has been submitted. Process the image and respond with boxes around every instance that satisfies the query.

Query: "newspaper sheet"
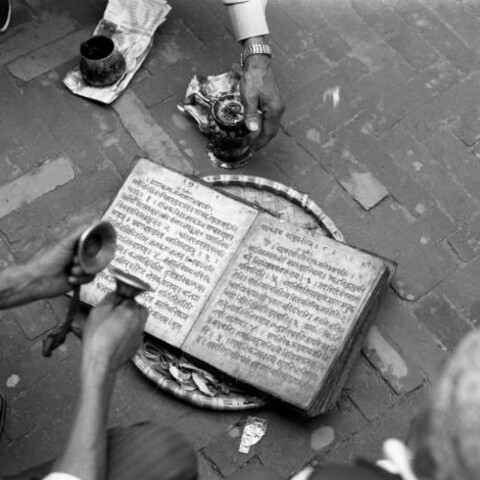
[64,0,171,104]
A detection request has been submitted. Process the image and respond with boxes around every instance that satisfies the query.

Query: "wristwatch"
[240,43,272,68]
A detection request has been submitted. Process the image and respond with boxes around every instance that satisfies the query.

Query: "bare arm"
[0,225,94,310]
[223,0,284,150]
[52,361,115,480]
[52,295,148,480]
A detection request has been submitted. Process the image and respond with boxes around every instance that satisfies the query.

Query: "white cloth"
[43,474,81,480]
[222,0,269,41]
[376,439,419,480]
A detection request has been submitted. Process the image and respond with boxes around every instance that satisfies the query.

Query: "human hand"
[240,51,285,151]
[25,224,96,300]
[82,293,148,374]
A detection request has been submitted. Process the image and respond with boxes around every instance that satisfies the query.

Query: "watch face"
[212,94,245,128]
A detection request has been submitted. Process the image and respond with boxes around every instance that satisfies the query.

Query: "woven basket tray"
[132,175,345,411]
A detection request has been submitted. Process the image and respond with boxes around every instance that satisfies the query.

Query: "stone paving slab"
[1,0,480,478]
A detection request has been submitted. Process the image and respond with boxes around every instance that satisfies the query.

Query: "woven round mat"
[132,175,345,411]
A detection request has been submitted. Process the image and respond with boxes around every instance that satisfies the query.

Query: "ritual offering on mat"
[81,158,394,416]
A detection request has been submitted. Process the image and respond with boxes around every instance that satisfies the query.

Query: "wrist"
[241,35,268,47]
[81,350,117,387]
[240,37,272,69]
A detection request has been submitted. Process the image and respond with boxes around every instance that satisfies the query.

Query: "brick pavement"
[0,0,479,477]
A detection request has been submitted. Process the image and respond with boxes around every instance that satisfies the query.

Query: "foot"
[0,0,11,33]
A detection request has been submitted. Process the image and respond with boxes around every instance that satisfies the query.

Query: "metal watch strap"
[240,43,272,67]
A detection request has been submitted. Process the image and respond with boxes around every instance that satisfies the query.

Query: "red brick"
[423,130,480,200]
[324,127,435,217]
[174,410,241,451]
[280,2,351,62]
[347,388,428,462]
[0,440,21,477]
[0,15,77,66]
[355,84,427,135]
[387,23,442,70]
[253,410,314,479]
[390,0,479,73]
[203,424,254,477]
[25,0,104,27]
[438,255,480,325]
[406,70,480,141]
[392,242,459,300]
[9,426,55,471]
[413,291,473,351]
[331,56,369,86]
[276,49,329,96]
[373,206,456,255]
[0,235,15,269]
[113,91,194,174]
[266,133,334,195]
[363,326,424,395]
[198,453,222,480]
[0,168,122,251]
[317,0,381,58]
[403,59,462,104]
[307,397,367,442]
[152,12,202,67]
[351,0,404,37]
[448,220,480,262]
[283,73,357,128]
[7,28,90,82]
[134,60,195,108]
[461,0,480,21]
[0,72,63,164]
[428,0,480,52]
[376,291,448,381]
[268,6,316,56]
[168,0,229,47]
[382,125,480,223]
[11,301,59,341]
[346,356,395,421]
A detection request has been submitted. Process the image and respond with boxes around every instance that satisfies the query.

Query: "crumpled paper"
[238,416,267,454]
[64,0,171,104]
[177,70,241,133]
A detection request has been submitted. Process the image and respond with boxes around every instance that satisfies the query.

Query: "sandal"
[0,390,6,443]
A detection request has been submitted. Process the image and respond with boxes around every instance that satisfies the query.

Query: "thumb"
[244,103,261,133]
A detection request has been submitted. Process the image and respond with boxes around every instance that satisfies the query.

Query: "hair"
[410,330,480,480]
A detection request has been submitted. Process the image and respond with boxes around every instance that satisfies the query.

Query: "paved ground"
[1,0,480,477]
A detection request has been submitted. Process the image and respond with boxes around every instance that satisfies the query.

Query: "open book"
[81,158,393,416]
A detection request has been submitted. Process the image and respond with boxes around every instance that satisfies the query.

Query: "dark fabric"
[5,422,198,480]
[0,0,11,31]
[0,391,5,445]
[310,461,403,480]
[227,464,285,480]
[224,459,403,480]
[105,422,197,480]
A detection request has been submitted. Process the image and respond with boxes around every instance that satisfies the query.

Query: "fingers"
[243,100,262,134]
[68,261,95,286]
[252,105,283,151]
[68,273,95,286]
[240,56,285,152]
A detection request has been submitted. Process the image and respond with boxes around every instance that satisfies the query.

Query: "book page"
[81,158,258,347]
[182,213,387,409]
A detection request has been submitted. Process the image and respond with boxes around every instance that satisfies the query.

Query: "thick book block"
[81,158,393,416]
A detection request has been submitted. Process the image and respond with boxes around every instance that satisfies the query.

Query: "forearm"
[53,359,115,480]
[0,263,40,310]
